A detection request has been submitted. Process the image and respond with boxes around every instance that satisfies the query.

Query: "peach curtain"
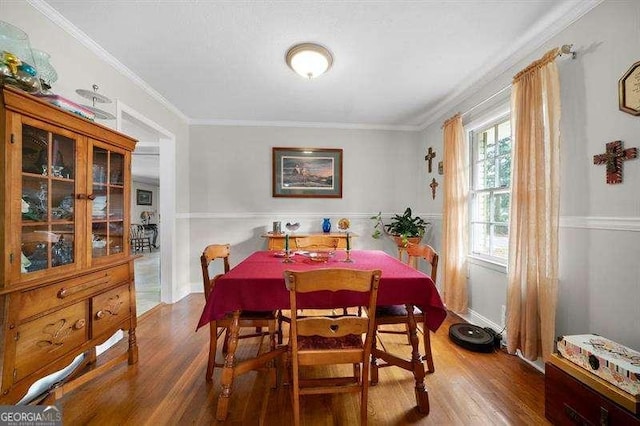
[506,48,561,362]
[441,114,468,313]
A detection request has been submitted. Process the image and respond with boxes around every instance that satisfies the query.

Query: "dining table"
[197,249,447,420]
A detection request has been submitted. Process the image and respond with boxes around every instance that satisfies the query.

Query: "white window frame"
[466,105,511,266]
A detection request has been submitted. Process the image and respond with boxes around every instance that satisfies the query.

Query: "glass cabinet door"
[91,144,126,259]
[21,124,77,274]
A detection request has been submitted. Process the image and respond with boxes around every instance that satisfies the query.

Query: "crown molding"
[416,0,604,130]
[189,118,421,132]
[28,0,190,123]
[29,0,602,132]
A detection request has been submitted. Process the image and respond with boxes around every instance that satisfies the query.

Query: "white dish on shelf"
[92,240,107,248]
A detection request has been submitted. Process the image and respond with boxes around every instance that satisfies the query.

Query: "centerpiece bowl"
[301,250,335,263]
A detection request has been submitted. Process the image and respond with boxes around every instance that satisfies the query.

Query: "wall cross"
[429,178,438,200]
[424,147,436,173]
[593,140,637,184]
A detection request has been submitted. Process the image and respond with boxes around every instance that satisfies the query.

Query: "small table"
[261,232,355,251]
[197,250,446,420]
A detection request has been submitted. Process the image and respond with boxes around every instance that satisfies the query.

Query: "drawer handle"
[96,310,105,319]
[57,277,110,299]
[73,319,86,330]
[563,403,589,425]
[600,407,609,426]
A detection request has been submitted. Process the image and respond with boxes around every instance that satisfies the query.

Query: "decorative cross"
[424,147,436,173]
[593,140,637,184]
[429,178,438,200]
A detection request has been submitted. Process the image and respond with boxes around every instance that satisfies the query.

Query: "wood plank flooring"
[60,295,549,425]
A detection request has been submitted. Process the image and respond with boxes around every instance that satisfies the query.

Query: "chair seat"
[375,304,422,317]
[222,310,277,320]
[297,334,363,351]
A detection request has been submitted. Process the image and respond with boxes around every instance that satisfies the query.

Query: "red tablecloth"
[197,250,447,332]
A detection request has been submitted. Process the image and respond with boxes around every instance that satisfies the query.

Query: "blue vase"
[322,218,331,233]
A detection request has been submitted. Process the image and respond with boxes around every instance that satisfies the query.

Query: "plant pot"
[392,235,422,248]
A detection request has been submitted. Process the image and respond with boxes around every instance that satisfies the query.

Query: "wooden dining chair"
[283,268,381,426]
[201,244,279,381]
[279,236,345,338]
[293,236,339,250]
[371,243,438,378]
[129,223,152,253]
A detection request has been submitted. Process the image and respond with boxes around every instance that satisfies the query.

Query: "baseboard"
[456,308,504,336]
[456,308,544,373]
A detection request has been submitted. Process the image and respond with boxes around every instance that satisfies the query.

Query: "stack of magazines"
[36,93,96,121]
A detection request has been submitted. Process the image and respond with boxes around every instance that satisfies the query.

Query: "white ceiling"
[40,0,597,130]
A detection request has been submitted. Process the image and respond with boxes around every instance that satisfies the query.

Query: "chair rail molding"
[182,212,440,220]
[559,216,640,232]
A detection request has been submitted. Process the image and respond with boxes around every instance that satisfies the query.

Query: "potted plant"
[371,207,429,247]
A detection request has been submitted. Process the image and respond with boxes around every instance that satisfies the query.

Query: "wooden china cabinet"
[0,85,138,403]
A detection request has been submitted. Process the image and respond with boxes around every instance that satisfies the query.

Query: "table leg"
[407,305,429,414]
[216,310,240,421]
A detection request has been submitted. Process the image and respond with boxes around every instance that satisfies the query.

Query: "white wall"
[131,181,159,224]
[7,1,638,351]
[421,0,640,350]
[187,125,427,287]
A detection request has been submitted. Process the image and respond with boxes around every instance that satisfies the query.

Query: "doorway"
[116,101,177,313]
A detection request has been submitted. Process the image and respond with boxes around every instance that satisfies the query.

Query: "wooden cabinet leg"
[128,328,139,365]
[86,348,97,365]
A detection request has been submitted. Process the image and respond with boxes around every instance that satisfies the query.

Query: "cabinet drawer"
[91,284,131,338]
[545,362,640,425]
[14,302,88,382]
[19,264,130,320]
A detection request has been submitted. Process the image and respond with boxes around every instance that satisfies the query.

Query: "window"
[470,115,512,262]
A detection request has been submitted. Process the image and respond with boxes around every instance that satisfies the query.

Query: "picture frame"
[619,61,640,116]
[272,147,343,198]
[136,189,152,206]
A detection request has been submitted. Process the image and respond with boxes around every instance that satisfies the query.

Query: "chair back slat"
[200,244,231,301]
[284,268,376,293]
[294,236,339,250]
[283,268,381,344]
[406,243,438,283]
[297,316,370,338]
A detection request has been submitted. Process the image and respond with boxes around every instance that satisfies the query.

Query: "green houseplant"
[371,207,429,247]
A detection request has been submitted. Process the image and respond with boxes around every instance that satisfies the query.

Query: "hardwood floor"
[133,249,161,315]
[60,295,549,425]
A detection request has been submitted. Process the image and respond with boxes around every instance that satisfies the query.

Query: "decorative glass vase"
[31,49,57,91]
[322,218,331,233]
[0,20,40,92]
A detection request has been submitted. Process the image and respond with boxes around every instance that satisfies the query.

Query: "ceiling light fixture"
[286,43,333,79]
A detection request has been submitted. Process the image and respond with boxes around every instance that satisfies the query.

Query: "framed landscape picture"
[136,189,152,205]
[272,147,343,198]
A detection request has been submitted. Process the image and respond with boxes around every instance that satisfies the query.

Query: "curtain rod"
[460,44,575,118]
[461,84,511,117]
